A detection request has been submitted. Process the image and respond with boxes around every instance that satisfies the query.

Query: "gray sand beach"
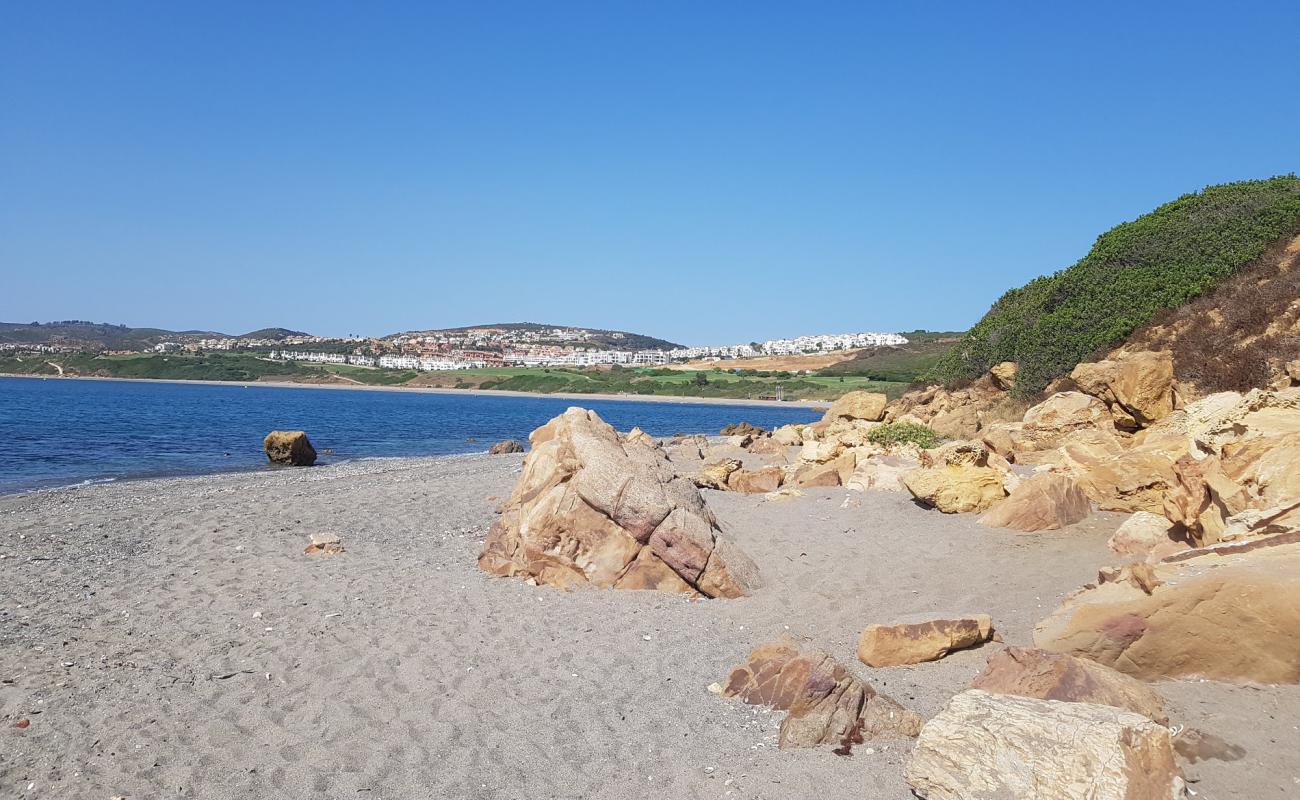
[2,454,1296,798]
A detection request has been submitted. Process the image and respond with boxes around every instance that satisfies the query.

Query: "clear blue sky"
[3,2,1297,345]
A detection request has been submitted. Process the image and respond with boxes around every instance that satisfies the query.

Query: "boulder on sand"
[858,613,994,667]
[904,690,1185,800]
[901,442,1007,513]
[263,430,317,466]
[478,408,761,598]
[695,458,742,490]
[791,450,856,488]
[726,466,784,494]
[723,639,923,749]
[971,646,1167,724]
[1107,511,1186,559]
[979,472,1091,532]
[487,439,525,455]
[822,390,888,423]
[1034,531,1300,683]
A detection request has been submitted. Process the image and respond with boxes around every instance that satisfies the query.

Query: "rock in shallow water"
[263,430,317,466]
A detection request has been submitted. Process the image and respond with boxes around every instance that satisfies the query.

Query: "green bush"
[931,176,1300,395]
[867,422,940,449]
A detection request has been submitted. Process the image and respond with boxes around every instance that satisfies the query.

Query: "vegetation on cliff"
[932,176,1300,395]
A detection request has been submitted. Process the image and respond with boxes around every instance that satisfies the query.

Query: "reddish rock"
[723,639,923,748]
[971,646,1167,724]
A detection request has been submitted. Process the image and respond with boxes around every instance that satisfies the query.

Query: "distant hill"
[390,321,683,351]
[238,327,310,340]
[932,175,1300,395]
[0,321,222,350]
[0,321,316,350]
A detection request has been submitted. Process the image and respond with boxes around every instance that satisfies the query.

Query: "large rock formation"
[901,442,1008,513]
[1033,532,1300,683]
[858,614,994,667]
[823,390,888,423]
[979,472,1091,532]
[263,430,317,466]
[971,646,1167,724]
[478,408,761,598]
[722,639,923,749]
[1071,351,1177,430]
[1163,431,1300,545]
[905,690,1185,800]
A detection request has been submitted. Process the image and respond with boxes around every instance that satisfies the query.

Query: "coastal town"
[266,329,908,371]
[1,321,910,373]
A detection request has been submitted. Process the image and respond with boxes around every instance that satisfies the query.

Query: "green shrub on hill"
[931,176,1300,395]
[866,421,939,449]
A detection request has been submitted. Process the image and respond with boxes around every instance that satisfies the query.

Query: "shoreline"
[0,372,830,409]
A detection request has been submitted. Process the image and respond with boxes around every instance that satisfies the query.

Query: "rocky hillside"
[933,176,1300,396]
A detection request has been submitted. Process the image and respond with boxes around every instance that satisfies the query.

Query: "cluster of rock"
[477,408,761,598]
[467,356,1300,795]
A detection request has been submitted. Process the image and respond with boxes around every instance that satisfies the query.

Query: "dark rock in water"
[263,430,317,466]
[488,439,525,455]
[721,422,767,436]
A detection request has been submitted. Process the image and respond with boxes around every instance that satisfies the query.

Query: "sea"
[0,377,820,494]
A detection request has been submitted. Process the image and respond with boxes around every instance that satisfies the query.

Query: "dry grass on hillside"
[1119,234,1300,394]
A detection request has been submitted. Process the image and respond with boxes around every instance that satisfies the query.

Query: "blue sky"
[3,2,1298,345]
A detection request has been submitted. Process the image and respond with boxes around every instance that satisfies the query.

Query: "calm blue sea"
[0,377,820,494]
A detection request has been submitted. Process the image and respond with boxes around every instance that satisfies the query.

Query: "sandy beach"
[2,452,1294,799]
[0,373,829,409]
